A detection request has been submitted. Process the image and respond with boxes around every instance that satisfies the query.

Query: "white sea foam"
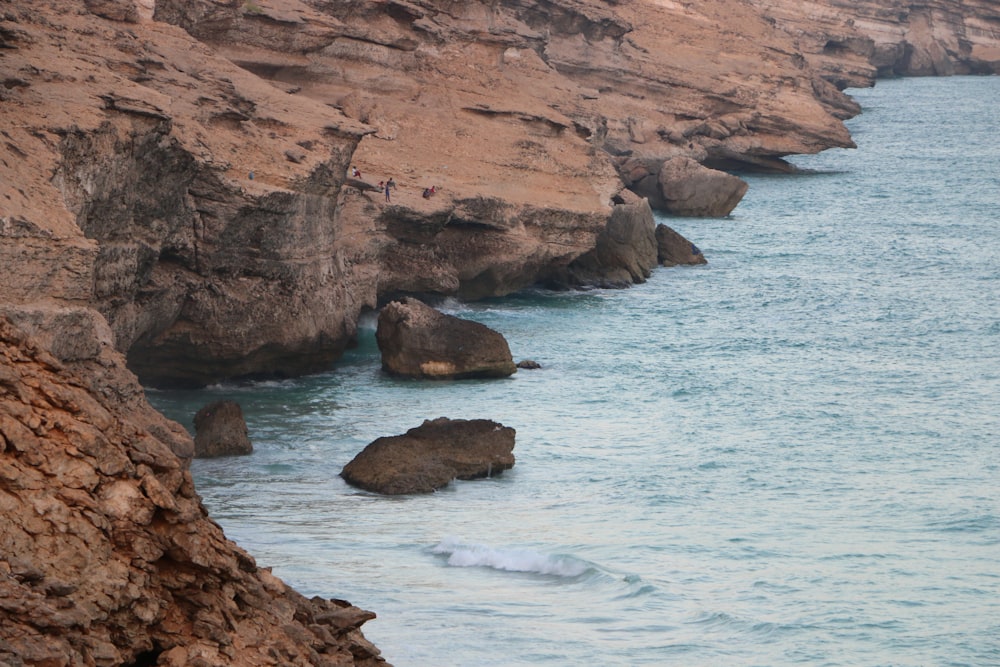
[431,538,591,577]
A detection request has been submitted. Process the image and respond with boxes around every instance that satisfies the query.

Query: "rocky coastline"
[2,0,998,664]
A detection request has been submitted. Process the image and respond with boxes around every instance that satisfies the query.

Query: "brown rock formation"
[1,1,377,388]
[194,400,254,458]
[547,189,659,288]
[656,224,708,267]
[376,298,517,380]
[658,157,750,218]
[0,305,193,460]
[0,313,385,666]
[3,1,999,388]
[3,1,999,663]
[341,417,516,495]
[752,0,1000,90]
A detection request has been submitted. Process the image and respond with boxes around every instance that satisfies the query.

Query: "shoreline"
[2,1,999,664]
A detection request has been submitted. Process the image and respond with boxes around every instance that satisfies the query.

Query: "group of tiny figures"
[352,166,435,202]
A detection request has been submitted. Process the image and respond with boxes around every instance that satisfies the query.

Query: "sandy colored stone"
[658,157,750,218]
[3,1,997,387]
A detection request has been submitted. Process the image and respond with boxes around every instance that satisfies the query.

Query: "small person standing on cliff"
[385,178,392,202]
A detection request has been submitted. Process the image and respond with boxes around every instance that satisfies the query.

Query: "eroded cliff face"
[2,1,381,387]
[752,0,1000,90]
[0,309,385,666]
[3,1,997,384]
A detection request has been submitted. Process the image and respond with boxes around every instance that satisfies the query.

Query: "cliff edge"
[0,307,385,666]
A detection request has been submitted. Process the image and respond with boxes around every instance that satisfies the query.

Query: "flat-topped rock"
[341,417,516,495]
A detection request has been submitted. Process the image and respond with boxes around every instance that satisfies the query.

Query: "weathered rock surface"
[547,189,659,288]
[194,400,254,458]
[3,1,999,388]
[753,0,1000,90]
[376,298,517,380]
[341,418,516,495]
[3,1,998,663]
[656,224,708,267]
[0,305,193,460]
[658,157,750,218]
[0,313,385,666]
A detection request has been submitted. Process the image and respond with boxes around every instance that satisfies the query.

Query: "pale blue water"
[150,76,1000,667]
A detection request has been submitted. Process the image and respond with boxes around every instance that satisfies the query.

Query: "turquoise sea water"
[150,76,1000,667]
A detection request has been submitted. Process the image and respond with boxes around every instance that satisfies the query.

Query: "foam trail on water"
[432,537,592,577]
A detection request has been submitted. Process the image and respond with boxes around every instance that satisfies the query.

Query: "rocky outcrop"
[0,313,385,666]
[4,1,999,663]
[620,155,751,215]
[194,400,254,458]
[657,157,750,218]
[0,1,379,388]
[0,305,193,460]
[376,298,517,380]
[547,189,659,288]
[656,224,708,267]
[341,418,516,495]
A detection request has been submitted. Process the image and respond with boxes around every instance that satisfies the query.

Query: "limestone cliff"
[752,0,1000,89]
[4,1,997,386]
[1,0,866,385]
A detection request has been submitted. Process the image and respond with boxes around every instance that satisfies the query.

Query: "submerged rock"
[194,400,253,458]
[376,298,517,380]
[341,417,516,495]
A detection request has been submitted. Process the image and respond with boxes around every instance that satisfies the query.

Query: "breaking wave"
[431,537,595,578]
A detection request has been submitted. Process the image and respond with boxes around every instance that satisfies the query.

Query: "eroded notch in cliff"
[462,105,568,137]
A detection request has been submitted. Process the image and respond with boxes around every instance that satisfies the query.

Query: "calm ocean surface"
[150,76,1000,667]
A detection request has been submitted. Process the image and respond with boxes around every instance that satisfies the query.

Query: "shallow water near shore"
[150,76,1000,667]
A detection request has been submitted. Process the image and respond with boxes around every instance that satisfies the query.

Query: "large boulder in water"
[341,418,516,495]
[376,297,517,379]
[656,223,708,266]
[658,156,748,217]
[550,189,659,288]
[193,400,253,458]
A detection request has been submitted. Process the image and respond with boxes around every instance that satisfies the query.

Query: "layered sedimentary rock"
[1,1,376,387]
[752,0,1000,90]
[3,0,999,663]
[0,312,384,666]
[4,1,998,386]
